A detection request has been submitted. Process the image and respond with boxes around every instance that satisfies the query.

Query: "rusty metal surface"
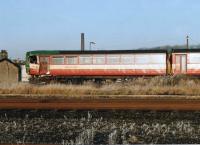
[0,96,200,110]
[0,144,58,145]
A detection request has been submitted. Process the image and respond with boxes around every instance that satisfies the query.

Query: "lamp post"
[186,35,189,49]
[89,42,96,50]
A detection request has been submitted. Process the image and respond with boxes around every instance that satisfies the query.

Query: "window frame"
[29,55,38,64]
[106,54,121,65]
[120,54,135,65]
[134,53,166,64]
[51,55,65,65]
[39,56,50,64]
[187,53,200,64]
[79,55,93,65]
[92,54,106,65]
[65,55,79,65]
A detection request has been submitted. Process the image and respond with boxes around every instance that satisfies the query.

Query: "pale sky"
[0,0,200,59]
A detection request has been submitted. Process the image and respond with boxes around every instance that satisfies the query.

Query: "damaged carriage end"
[26,52,39,74]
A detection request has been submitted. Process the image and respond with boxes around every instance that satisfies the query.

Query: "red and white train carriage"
[26,50,167,82]
[172,49,200,75]
[26,49,200,83]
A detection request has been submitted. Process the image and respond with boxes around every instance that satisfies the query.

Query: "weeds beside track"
[1,76,200,96]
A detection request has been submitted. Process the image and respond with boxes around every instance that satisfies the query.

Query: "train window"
[40,57,49,63]
[79,55,92,64]
[30,55,37,64]
[93,55,105,64]
[189,53,200,63]
[107,55,120,64]
[149,54,165,64]
[135,55,150,64]
[66,56,78,64]
[52,56,64,65]
[121,55,134,64]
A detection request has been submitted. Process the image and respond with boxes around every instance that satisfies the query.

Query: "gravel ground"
[0,110,199,144]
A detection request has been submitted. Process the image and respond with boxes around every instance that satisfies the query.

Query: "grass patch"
[0,76,200,96]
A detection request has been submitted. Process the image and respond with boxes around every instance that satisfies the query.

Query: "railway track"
[0,95,200,110]
[0,144,58,145]
[0,143,56,145]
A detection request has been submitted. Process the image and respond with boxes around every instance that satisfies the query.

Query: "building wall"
[21,65,29,82]
[0,60,19,83]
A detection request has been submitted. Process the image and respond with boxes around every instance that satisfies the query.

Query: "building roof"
[0,58,21,69]
[0,58,22,81]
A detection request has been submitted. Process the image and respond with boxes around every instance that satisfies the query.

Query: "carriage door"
[175,54,187,74]
[39,56,50,74]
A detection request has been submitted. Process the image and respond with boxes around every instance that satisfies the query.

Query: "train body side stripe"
[49,64,166,70]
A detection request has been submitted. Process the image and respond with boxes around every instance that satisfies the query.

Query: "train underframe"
[29,74,167,84]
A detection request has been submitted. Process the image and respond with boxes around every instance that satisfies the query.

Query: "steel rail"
[0,97,199,110]
[0,144,58,145]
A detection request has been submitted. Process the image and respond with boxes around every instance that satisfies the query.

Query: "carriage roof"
[26,49,167,56]
[172,48,200,53]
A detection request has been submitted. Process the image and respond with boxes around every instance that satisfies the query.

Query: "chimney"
[81,33,85,51]
[0,50,8,59]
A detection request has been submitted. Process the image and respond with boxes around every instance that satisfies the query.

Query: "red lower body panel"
[30,69,39,75]
[50,69,166,76]
[186,69,200,75]
[29,69,166,76]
